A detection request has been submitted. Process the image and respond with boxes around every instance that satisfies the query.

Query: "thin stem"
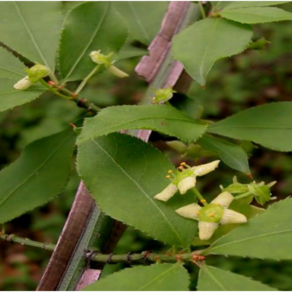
[191,187,208,206]
[0,233,55,251]
[234,191,252,200]
[198,2,206,19]
[89,250,205,264]
[39,79,101,113]
[39,79,72,100]
[75,64,102,95]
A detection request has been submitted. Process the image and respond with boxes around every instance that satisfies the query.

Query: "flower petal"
[211,191,234,208]
[192,160,220,177]
[220,209,247,225]
[154,183,178,202]
[14,76,32,91]
[178,176,196,194]
[175,203,201,220]
[199,221,219,240]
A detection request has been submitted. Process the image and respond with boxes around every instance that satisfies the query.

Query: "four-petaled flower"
[176,192,247,240]
[154,160,220,202]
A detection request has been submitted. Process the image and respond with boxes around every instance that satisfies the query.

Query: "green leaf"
[197,265,277,291]
[208,102,292,152]
[83,263,190,291]
[172,18,253,86]
[197,135,250,174]
[0,47,46,112]
[205,198,292,260]
[114,2,168,45]
[58,2,127,82]
[220,7,292,24]
[223,1,291,10]
[77,105,208,145]
[0,2,63,72]
[0,128,76,224]
[77,133,198,246]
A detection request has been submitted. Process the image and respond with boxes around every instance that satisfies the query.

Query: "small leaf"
[58,2,127,82]
[208,102,292,152]
[0,47,46,112]
[0,128,76,224]
[198,264,277,291]
[220,7,292,24]
[83,263,190,291]
[172,18,253,86]
[0,2,63,72]
[114,2,168,45]
[223,1,291,10]
[198,135,250,174]
[77,133,198,246]
[77,105,208,145]
[205,198,292,260]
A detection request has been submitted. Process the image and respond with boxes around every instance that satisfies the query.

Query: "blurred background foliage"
[1,3,292,290]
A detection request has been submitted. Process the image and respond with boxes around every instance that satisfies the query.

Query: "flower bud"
[89,50,112,67]
[25,64,50,83]
[152,87,176,104]
[14,76,32,91]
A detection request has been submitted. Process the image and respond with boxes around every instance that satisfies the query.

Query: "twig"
[0,233,55,251]
[88,250,205,265]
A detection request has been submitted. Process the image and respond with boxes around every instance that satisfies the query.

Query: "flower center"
[172,168,194,186]
[199,204,224,223]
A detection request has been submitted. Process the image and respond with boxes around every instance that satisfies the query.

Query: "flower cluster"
[154,160,248,241]
[14,64,50,91]
[89,50,129,78]
[221,176,276,205]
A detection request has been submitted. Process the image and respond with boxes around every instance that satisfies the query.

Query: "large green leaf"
[220,7,292,24]
[83,263,189,291]
[198,135,250,174]
[208,102,292,152]
[58,2,127,82]
[77,105,208,145]
[197,265,277,291]
[172,18,253,86]
[114,2,168,45]
[0,47,46,112]
[0,129,76,224]
[0,2,63,72]
[223,1,290,10]
[77,133,198,246]
[205,198,292,260]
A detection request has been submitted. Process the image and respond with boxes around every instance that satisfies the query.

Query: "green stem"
[75,64,102,95]
[39,79,101,113]
[234,191,252,200]
[198,2,206,19]
[0,233,55,251]
[191,187,208,206]
[39,79,71,100]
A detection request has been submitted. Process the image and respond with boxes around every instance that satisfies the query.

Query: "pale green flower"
[154,160,220,202]
[176,191,247,240]
[89,50,129,78]
[152,87,176,104]
[14,64,50,91]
